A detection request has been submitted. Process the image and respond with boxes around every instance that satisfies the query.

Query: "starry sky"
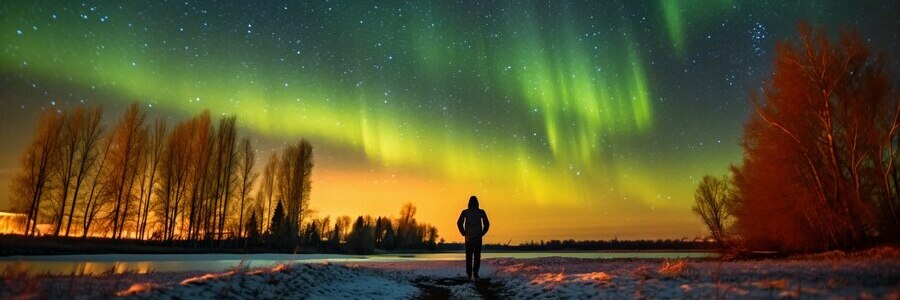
[1,1,897,243]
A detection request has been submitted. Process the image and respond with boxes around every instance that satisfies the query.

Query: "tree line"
[251,202,440,254]
[9,103,312,244]
[692,23,900,253]
[8,103,443,253]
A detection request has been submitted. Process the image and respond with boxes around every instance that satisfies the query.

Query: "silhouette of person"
[457,195,489,281]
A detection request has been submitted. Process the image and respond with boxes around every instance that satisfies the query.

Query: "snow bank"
[123,263,418,300]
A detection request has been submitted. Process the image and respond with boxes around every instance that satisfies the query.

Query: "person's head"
[468,195,479,209]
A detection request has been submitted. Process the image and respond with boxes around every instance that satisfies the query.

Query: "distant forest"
[439,239,714,252]
[6,103,438,254]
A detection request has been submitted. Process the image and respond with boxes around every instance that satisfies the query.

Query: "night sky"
[1,1,897,242]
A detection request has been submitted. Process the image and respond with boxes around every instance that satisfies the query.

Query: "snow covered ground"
[2,250,898,299]
[487,256,900,299]
[123,263,419,300]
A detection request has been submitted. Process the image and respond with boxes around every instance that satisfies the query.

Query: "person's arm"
[481,211,490,236]
[457,211,466,236]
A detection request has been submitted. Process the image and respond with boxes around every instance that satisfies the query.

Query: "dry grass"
[791,245,900,261]
[658,259,690,278]
[115,282,158,297]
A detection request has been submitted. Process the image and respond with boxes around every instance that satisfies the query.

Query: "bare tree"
[136,119,166,239]
[256,152,279,231]
[15,110,65,236]
[333,215,351,243]
[236,137,258,238]
[277,140,314,244]
[82,135,113,238]
[213,116,237,240]
[107,104,147,239]
[161,112,209,240]
[62,106,104,236]
[186,112,212,240]
[692,175,733,248]
[52,108,84,236]
[396,202,418,248]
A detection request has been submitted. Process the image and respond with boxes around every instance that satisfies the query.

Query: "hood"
[468,196,479,209]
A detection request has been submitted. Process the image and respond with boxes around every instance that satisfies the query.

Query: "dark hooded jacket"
[457,196,490,240]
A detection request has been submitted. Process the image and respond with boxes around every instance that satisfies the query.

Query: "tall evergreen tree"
[246,210,260,246]
[268,200,287,249]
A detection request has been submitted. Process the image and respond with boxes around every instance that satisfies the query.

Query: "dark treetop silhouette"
[457,195,490,280]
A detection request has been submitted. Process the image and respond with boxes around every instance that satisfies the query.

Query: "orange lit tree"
[732,23,899,252]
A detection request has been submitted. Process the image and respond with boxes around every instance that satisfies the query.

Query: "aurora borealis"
[1,1,897,242]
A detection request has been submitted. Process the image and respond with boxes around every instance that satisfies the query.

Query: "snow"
[0,270,208,300]
[2,251,898,299]
[487,256,900,299]
[123,263,418,300]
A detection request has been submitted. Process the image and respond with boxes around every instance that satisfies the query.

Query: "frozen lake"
[0,251,713,276]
